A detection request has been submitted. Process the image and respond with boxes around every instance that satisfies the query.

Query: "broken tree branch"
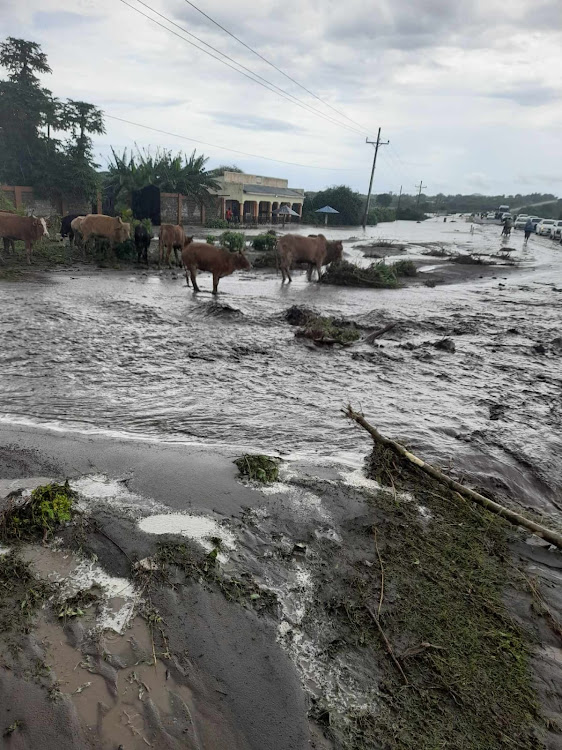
[344,405,562,551]
[362,322,397,345]
[366,605,409,685]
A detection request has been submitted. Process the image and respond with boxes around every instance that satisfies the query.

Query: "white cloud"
[1,0,561,194]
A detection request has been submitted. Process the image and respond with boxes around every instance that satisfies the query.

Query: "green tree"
[376,192,392,207]
[0,37,51,85]
[209,164,243,175]
[62,100,105,158]
[303,185,363,226]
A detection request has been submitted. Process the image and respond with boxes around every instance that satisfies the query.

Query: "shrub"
[120,208,134,223]
[205,218,229,229]
[392,259,417,277]
[113,238,136,261]
[206,234,217,245]
[252,233,277,252]
[296,314,360,345]
[219,230,245,252]
[397,207,428,221]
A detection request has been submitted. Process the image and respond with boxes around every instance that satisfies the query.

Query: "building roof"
[243,184,303,198]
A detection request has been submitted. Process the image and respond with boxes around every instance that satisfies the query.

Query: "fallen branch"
[362,322,397,345]
[366,605,409,685]
[344,406,562,550]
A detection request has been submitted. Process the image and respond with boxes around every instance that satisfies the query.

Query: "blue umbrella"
[315,205,340,226]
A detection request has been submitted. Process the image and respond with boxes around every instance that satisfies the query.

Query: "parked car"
[536,219,557,236]
[551,220,562,240]
[530,217,542,230]
[514,215,529,229]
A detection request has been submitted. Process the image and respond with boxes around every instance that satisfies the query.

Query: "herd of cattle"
[0,210,343,294]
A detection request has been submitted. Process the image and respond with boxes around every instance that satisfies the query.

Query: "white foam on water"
[71,474,166,517]
[0,546,10,556]
[339,468,382,492]
[138,513,236,561]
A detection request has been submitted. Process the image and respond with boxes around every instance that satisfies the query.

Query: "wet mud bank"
[1,426,562,749]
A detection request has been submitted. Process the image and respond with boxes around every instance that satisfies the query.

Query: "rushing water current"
[1,219,561,512]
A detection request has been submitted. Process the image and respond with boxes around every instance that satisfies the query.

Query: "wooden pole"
[344,406,562,550]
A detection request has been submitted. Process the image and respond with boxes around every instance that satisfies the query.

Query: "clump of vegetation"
[296,313,361,345]
[312,439,541,750]
[57,587,100,620]
[205,218,228,229]
[154,541,278,614]
[235,454,280,483]
[251,250,276,268]
[321,260,399,288]
[392,259,417,276]
[219,230,245,252]
[113,238,136,261]
[1,481,75,541]
[252,233,277,253]
[451,253,488,265]
[206,234,216,245]
[0,552,53,636]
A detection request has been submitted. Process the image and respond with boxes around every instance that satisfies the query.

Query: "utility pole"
[396,185,403,216]
[362,127,389,229]
[415,180,427,207]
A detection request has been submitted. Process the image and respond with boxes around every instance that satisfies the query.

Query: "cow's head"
[234,250,251,270]
[184,236,194,248]
[327,240,343,264]
[31,216,48,239]
[116,219,131,243]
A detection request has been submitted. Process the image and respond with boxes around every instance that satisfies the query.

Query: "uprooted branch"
[344,405,562,550]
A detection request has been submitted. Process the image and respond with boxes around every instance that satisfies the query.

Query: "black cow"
[60,213,81,243]
[134,223,152,265]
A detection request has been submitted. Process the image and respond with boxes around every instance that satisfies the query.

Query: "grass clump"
[155,541,278,614]
[298,313,360,345]
[1,481,75,541]
[316,442,541,750]
[392,259,417,277]
[0,552,53,637]
[235,454,280,483]
[320,259,400,288]
[219,230,245,252]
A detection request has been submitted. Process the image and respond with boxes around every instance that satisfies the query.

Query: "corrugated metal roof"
[243,184,303,198]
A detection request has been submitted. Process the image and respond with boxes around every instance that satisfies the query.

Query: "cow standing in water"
[305,239,343,281]
[277,234,331,283]
[80,214,130,246]
[159,224,185,267]
[181,239,251,294]
[0,213,48,263]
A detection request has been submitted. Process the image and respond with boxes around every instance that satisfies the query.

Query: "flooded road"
[1,218,561,515]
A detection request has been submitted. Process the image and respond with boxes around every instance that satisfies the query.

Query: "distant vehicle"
[501,213,512,221]
[530,217,542,229]
[551,220,562,240]
[536,219,557,236]
[514,215,529,229]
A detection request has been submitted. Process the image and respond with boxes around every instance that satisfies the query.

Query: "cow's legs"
[173,247,181,267]
[286,265,292,283]
[189,267,200,292]
[315,260,322,281]
[212,272,220,295]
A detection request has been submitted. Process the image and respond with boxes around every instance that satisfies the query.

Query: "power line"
[118,0,365,138]
[181,0,372,134]
[104,113,351,170]
[133,0,365,137]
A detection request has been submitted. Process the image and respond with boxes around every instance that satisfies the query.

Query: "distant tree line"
[0,37,104,204]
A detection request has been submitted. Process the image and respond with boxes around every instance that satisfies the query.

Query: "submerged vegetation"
[235,454,280,483]
[1,481,75,541]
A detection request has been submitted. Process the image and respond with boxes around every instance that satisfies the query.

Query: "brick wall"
[1,186,90,217]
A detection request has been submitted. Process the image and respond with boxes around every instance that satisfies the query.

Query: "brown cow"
[70,216,86,248]
[306,239,343,281]
[181,239,251,295]
[80,214,130,247]
[159,224,185,267]
[277,233,328,283]
[0,213,48,264]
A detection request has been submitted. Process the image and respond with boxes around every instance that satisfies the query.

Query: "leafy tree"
[376,192,392,207]
[209,164,243,175]
[0,37,51,85]
[303,185,363,226]
[62,99,105,158]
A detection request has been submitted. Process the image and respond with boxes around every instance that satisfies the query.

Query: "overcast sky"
[2,0,561,195]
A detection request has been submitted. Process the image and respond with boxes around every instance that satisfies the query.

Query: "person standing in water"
[524,218,533,243]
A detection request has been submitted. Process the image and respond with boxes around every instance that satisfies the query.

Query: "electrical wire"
[118,0,366,138]
[181,0,372,134]
[104,113,352,170]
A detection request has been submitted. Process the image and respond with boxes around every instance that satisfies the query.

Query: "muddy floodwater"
[1,218,561,513]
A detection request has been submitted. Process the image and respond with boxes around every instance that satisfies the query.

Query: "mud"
[1,218,562,748]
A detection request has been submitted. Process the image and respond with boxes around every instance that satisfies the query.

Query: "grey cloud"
[488,85,559,107]
[210,112,306,133]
